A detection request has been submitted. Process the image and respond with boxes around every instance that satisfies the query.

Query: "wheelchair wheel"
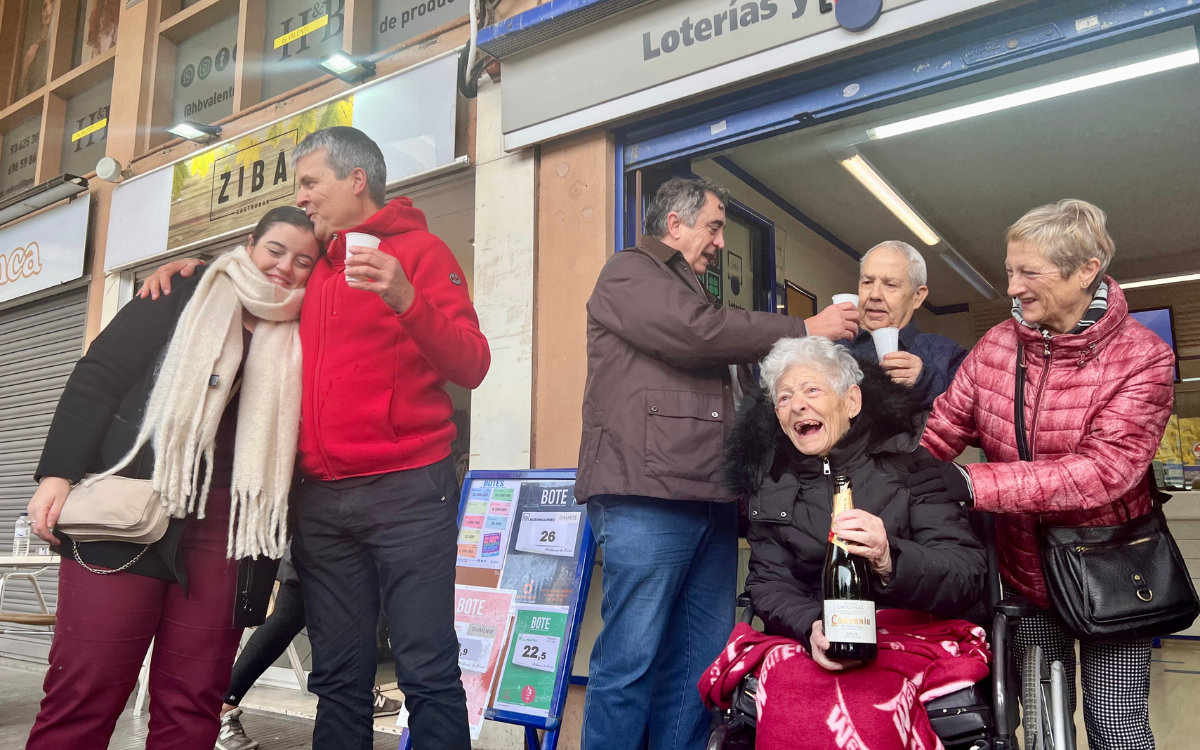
[1021,645,1056,750]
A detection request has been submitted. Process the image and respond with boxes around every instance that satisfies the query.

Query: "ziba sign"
[0,198,89,305]
[168,98,353,249]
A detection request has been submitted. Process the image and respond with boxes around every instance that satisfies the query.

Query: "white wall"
[469,78,536,470]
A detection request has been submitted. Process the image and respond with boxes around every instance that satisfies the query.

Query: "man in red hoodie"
[143,127,488,749]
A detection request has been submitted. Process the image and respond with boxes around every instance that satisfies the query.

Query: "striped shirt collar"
[1011,280,1109,336]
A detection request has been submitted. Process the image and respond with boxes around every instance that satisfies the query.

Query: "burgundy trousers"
[27,489,241,750]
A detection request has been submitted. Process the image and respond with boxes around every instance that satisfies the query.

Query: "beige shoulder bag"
[57,475,168,545]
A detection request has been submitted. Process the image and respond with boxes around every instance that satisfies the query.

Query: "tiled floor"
[1,640,1197,749]
[0,659,400,750]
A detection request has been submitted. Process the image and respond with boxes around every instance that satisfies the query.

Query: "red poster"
[453,585,516,740]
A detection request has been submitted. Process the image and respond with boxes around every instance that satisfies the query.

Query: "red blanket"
[700,610,990,750]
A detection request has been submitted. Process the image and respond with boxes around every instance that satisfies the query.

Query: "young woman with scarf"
[24,206,319,750]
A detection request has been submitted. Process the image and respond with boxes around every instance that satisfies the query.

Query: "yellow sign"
[168,97,353,250]
[274,15,329,49]
[71,118,108,142]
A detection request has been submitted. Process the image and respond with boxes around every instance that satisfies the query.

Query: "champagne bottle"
[822,474,877,661]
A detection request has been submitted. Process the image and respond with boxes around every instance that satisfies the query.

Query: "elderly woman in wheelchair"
[703,337,992,749]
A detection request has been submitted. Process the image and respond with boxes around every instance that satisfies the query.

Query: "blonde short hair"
[1006,199,1115,293]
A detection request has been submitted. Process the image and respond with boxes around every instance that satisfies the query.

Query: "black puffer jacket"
[724,363,985,651]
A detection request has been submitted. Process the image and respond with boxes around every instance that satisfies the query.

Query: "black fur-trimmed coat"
[724,363,985,651]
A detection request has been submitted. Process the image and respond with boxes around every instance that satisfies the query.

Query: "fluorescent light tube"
[868,49,1200,140]
[839,154,941,246]
[1120,272,1200,289]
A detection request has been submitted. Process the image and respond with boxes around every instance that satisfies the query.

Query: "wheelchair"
[708,513,1075,750]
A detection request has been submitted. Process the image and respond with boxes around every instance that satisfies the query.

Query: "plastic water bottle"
[12,513,30,556]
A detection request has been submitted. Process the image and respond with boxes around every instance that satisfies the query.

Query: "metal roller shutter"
[0,288,88,662]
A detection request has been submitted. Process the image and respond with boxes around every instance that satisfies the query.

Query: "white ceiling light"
[1120,272,1200,289]
[868,48,1200,140]
[839,154,941,246]
[166,121,221,144]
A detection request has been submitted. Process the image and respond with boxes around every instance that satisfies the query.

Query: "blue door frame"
[614,0,1200,260]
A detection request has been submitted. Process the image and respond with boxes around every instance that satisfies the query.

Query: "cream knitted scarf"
[95,247,304,559]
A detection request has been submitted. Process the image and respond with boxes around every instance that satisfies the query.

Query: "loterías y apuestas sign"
[643,0,883,61]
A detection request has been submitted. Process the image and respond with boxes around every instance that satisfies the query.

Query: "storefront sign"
[497,0,1003,148]
[372,0,464,54]
[167,98,353,249]
[0,198,89,305]
[61,77,112,177]
[0,115,41,200]
[173,15,238,125]
[107,51,458,272]
[262,0,346,101]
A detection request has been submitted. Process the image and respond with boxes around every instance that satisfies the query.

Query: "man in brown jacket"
[577,177,859,750]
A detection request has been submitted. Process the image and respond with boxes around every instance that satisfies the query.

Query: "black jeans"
[293,458,468,750]
[224,581,306,707]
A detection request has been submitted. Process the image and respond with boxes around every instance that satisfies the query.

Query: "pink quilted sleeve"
[921,338,985,461]
[967,340,1175,514]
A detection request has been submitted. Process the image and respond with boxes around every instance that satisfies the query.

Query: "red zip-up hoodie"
[297,198,490,480]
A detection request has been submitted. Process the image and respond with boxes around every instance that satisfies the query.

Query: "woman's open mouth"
[794,420,823,438]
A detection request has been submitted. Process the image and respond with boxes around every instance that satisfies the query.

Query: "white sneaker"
[215,708,259,750]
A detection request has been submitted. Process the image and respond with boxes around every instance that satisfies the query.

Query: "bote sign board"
[167,99,353,249]
[0,198,89,305]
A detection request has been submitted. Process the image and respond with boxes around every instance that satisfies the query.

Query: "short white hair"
[860,240,927,290]
[759,337,863,404]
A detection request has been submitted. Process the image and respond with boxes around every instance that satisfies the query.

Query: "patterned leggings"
[1010,595,1154,750]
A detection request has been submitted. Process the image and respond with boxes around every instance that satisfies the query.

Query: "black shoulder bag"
[1015,342,1199,642]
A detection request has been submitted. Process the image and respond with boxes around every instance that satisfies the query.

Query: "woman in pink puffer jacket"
[908,200,1174,750]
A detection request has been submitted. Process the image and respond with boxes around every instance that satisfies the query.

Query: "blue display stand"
[399,469,596,750]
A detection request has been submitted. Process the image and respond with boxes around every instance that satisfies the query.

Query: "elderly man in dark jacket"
[577,177,860,750]
[847,241,968,410]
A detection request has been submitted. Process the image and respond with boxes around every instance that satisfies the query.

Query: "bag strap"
[1014,342,1032,462]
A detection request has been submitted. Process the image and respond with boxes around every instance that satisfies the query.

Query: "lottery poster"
[492,605,570,717]
[456,480,519,570]
[498,482,587,606]
[452,585,516,740]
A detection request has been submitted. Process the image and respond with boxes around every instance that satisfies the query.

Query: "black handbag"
[234,555,282,629]
[1015,342,1199,642]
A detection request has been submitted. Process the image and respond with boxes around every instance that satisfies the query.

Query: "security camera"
[96,156,134,183]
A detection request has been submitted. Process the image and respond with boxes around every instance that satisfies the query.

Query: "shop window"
[372,0,465,54]
[172,15,238,125]
[60,76,111,177]
[260,0,347,102]
[15,0,54,99]
[71,0,120,69]
[0,115,41,199]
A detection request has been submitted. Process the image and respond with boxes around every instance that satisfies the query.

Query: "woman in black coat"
[24,207,319,750]
[724,336,986,667]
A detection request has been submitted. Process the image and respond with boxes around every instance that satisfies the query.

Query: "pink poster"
[453,585,516,740]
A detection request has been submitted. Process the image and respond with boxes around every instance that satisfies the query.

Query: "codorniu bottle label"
[822,474,877,661]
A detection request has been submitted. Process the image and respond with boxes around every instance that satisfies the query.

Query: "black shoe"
[372,686,403,718]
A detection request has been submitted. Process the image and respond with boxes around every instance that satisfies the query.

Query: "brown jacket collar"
[637,235,681,264]
[636,235,718,305]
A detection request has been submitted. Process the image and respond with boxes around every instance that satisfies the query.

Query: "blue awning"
[477,0,655,59]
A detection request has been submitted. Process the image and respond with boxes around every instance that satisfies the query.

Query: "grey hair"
[860,240,927,290]
[291,126,387,208]
[759,336,863,404]
[644,177,731,239]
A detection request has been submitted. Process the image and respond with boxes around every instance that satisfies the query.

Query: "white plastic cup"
[344,232,380,283]
[831,293,859,308]
[871,327,900,363]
